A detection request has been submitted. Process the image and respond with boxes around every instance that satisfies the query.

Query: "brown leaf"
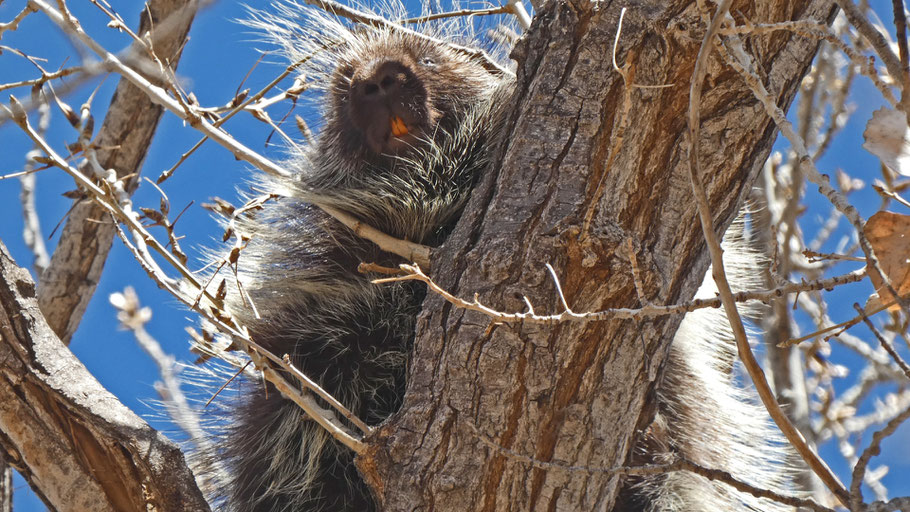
[216,279,227,302]
[863,211,910,311]
[202,196,235,217]
[61,189,86,200]
[139,207,166,226]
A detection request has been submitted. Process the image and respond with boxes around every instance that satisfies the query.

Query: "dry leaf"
[863,211,910,311]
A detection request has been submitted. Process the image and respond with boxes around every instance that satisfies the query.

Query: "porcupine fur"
[613,229,795,512]
[192,2,796,511]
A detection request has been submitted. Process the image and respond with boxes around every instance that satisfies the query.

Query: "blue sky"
[0,0,907,510]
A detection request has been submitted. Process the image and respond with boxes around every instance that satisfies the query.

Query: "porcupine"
[195,3,795,511]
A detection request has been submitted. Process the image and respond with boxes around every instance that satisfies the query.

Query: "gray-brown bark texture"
[37,0,196,344]
[0,241,210,512]
[360,0,835,510]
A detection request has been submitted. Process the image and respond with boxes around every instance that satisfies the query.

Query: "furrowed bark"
[361,0,836,510]
[37,0,197,344]
[0,240,210,512]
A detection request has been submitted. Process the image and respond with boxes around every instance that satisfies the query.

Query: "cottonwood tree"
[0,0,908,511]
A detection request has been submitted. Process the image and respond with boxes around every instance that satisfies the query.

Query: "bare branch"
[26,0,290,179]
[401,1,531,31]
[318,205,432,269]
[835,0,904,88]
[109,287,231,493]
[689,4,849,505]
[110,222,367,452]
[377,264,865,325]
[718,19,897,105]
[0,2,37,37]
[19,96,51,277]
[8,99,369,451]
[302,0,512,75]
[850,403,910,509]
[853,303,910,380]
[158,53,314,184]
[34,0,199,344]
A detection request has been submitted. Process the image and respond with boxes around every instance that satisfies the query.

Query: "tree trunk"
[361,0,835,510]
[0,241,210,512]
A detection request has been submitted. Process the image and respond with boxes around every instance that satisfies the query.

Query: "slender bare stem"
[687,3,849,505]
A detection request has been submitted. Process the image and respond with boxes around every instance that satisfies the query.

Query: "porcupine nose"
[350,59,422,153]
[354,60,408,102]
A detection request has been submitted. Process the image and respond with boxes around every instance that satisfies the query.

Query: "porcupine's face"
[327,31,494,157]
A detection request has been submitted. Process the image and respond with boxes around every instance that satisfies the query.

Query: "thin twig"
[784,294,910,347]
[282,355,371,435]
[109,287,231,490]
[0,1,37,36]
[5,96,367,451]
[720,27,910,346]
[687,3,850,505]
[505,0,531,30]
[30,0,292,179]
[301,0,512,76]
[850,403,910,509]
[19,96,51,277]
[718,19,897,105]
[853,303,910,380]
[376,264,865,325]
[157,51,319,183]
[835,0,904,87]
[403,5,510,24]
[6,96,205,292]
[873,182,910,209]
[112,223,366,452]
[0,64,86,93]
[317,205,431,269]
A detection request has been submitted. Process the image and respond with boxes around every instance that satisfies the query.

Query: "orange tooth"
[390,116,408,137]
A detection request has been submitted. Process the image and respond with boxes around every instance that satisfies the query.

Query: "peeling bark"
[362,1,836,510]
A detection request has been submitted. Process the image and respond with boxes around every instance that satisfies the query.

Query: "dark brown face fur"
[326,32,493,159]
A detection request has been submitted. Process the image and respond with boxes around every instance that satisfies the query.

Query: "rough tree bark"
[0,241,210,512]
[0,0,840,510]
[362,0,835,510]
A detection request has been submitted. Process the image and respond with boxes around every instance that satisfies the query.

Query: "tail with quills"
[221,288,421,511]
[616,224,798,512]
